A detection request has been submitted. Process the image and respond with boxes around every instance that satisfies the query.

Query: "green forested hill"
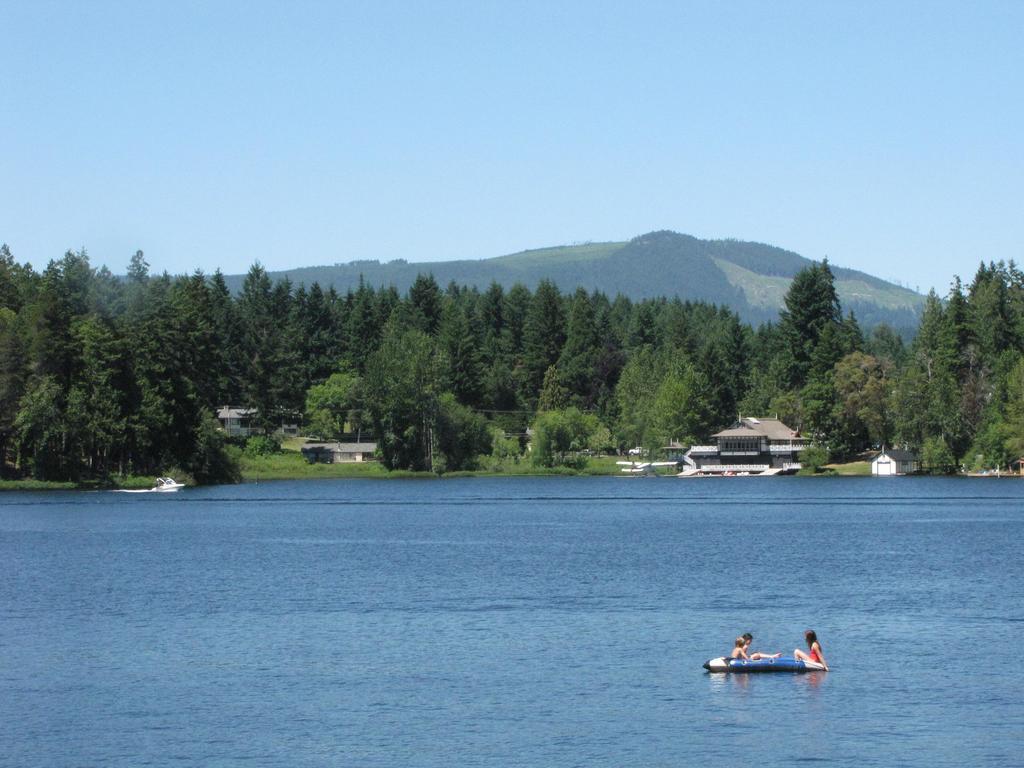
[224,230,925,329]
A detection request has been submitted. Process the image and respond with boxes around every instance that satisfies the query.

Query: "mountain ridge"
[224,230,924,329]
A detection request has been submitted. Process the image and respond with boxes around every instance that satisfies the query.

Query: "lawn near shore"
[823,460,872,476]
[238,450,396,481]
[238,444,628,481]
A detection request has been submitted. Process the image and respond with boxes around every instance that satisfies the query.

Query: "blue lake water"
[1,476,1022,767]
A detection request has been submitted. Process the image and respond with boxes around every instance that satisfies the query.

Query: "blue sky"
[1,1,1021,294]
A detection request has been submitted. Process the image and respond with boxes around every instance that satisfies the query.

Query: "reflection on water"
[706,669,827,694]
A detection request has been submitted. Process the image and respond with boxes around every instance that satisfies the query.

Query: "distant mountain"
[225,231,925,329]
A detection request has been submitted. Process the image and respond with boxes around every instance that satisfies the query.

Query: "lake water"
[1,476,1021,767]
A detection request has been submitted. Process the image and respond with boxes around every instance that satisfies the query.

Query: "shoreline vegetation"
[1,452,1010,491]
[0,452,636,490]
[4,244,1024,488]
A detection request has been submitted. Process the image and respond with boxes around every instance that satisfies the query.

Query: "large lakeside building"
[682,417,808,475]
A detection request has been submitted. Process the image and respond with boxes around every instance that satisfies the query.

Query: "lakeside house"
[682,417,808,475]
[300,441,378,463]
[216,406,300,438]
[871,448,920,476]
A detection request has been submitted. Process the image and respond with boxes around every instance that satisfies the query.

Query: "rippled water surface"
[1,476,1022,766]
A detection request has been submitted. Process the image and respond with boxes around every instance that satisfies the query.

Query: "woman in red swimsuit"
[793,629,828,670]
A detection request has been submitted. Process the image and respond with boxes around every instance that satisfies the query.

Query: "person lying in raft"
[742,632,781,660]
[729,634,781,660]
[793,629,829,670]
[741,638,778,663]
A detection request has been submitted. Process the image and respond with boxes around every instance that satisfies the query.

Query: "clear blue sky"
[1,1,1021,294]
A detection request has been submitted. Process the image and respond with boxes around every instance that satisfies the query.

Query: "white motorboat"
[152,477,185,491]
[115,477,185,493]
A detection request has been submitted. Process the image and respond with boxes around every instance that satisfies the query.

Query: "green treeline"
[1,243,1023,483]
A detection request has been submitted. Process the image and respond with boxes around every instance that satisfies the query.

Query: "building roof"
[301,441,377,453]
[874,448,919,462]
[712,417,801,441]
[217,406,256,419]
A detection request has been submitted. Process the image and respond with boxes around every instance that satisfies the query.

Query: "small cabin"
[871,448,920,476]
[301,441,377,464]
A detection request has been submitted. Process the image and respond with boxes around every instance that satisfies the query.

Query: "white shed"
[872,448,920,476]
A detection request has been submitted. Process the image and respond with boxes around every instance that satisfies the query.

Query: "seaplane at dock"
[615,460,681,476]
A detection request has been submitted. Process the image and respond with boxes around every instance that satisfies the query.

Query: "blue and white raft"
[703,656,825,673]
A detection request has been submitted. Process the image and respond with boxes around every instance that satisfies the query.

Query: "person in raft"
[742,632,781,660]
[729,634,781,660]
[793,629,828,670]
[729,637,749,659]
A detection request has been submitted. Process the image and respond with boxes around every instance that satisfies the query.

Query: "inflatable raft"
[703,656,826,673]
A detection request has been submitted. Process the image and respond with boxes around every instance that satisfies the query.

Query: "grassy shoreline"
[0,474,161,492]
[0,453,629,489]
[236,452,628,481]
[0,455,944,490]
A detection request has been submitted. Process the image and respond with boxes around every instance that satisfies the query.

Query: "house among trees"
[216,407,300,439]
[300,441,377,463]
[217,407,255,438]
[871,448,920,476]
[683,417,808,475]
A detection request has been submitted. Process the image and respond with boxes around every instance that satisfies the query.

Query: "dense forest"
[1,243,1023,483]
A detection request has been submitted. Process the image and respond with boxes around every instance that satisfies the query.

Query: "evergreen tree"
[0,308,27,471]
[32,254,94,387]
[14,375,66,479]
[299,282,340,386]
[865,323,906,367]
[0,244,26,313]
[172,272,222,410]
[537,365,571,411]
[614,346,664,449]
[968,263,1015,362]
[127,250,150,284]
[557,288,602,408]
[408,274,443,335]
[65,315,126,477]
[208,270,243,404]
[345,278,380,373]
[236,264,297,433]
[504,283,532,357]
[892,292,964,453]
[479,281,507,365]
[438,299,484,408]
[627,300,660,350]
[520,280,566,403]
[778,261,842,388]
